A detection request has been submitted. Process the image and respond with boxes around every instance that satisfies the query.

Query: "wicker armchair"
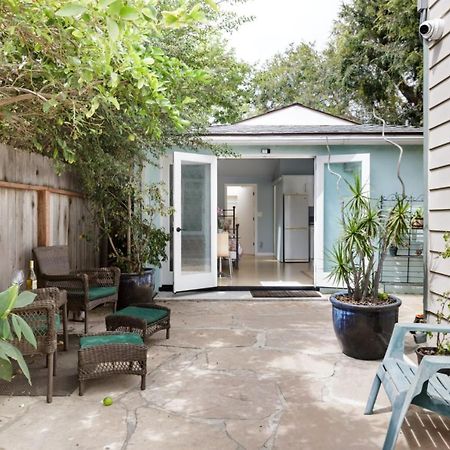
[33,245,120,333]
[12,288,59,403]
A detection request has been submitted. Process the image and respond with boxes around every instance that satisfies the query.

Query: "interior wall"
[218,175,273,253]
[218,158,315,255]
[275,159,314,178]
[226,185,255,254]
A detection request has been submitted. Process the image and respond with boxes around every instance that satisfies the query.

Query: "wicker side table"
[105,303,171,340]
[78,332,147,395]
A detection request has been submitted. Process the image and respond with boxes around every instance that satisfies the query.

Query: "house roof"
[207,124,423,136]
[234,103,359,126]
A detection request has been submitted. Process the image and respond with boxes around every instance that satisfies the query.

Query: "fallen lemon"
[103,396,113,406]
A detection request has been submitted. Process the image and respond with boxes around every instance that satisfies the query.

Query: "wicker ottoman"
[105,303,171,340]
[78,332,147,395]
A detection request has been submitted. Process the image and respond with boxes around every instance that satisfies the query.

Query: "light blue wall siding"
[149,144,423,287]
[222,144,423,198]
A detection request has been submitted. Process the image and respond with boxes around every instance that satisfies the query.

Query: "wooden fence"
[0,144,99,289]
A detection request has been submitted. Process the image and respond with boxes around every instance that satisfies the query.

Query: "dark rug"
[0,336,79,397]
[250,290,322,298]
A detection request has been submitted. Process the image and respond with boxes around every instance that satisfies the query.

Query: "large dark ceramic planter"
[330,293,402,360]
[118,269,156,310]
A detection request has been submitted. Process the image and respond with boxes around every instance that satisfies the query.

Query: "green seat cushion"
[68,286,117,301]
[80,333,143,349]
[34,313,61,333]
[114,306,168,324]
[87,286,117,300]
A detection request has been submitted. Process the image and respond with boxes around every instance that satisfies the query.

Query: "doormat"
[250,290,322,298]
[0,336,80,398]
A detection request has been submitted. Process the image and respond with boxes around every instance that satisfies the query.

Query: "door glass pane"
[323,161,362,272]
[181,162,211,272]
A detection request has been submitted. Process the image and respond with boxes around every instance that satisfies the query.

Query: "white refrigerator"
[284,194,309,262]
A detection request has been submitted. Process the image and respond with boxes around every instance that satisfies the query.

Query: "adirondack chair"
[365,322,450,450]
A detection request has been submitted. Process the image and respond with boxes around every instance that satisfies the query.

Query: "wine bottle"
[26,260,37,290]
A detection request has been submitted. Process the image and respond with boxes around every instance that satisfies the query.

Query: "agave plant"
[329,176,411,302]
[0,284,37,384]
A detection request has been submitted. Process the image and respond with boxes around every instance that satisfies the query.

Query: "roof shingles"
[207,124,422,136]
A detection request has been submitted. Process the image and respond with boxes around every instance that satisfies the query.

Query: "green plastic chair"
[365,322,450,450]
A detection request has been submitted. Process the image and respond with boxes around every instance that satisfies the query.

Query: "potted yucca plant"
[329,176,411,360]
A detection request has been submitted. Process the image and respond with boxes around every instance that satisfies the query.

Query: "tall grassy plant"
[329,176,410,302]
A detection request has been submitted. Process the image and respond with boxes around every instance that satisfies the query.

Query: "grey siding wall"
[427,0,450,313]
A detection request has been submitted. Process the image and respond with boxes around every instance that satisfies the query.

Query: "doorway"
[163,152,370,291]
[225,184,257,255]
[217,158,315,288]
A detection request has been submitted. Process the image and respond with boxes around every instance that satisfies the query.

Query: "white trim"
[160,155,172,287]
[206,135,422,146]
[314,153,370,287]
[173,152,217,292]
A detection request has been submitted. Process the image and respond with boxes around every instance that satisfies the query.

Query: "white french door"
[173,152,217,292]
[314,154,370,287]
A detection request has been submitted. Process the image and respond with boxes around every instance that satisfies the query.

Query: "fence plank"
[0,145,98,289]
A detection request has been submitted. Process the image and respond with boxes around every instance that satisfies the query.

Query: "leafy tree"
[0,0,250,272]
[250,0,422,126]
[251,42,352,120]
[334,0,423,125]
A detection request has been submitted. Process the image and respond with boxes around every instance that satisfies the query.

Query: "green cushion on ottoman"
[80,333,143,349]
[114,306,168,324]
[88,287,117,300]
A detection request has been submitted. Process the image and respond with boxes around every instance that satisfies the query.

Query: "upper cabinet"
[280,175,314,206]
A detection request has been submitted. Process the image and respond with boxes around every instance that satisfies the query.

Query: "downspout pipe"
[417,0,429,315]
[418,0,428,27]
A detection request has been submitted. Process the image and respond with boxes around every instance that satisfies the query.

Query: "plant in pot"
[415,292,450,374]
[411,207,424,229]
[79,144,171,310]
[329,176,411,360]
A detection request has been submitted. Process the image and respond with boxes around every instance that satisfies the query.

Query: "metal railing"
[379,195,424,289]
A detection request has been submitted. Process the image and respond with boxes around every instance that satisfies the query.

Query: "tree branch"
[0,88,51,107]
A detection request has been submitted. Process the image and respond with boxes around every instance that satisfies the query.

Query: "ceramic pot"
[416,347,450,375]
[117,268,155,310]
[330,293,402,360]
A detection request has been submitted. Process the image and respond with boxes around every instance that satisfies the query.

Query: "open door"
[314,154,370,287]
[173,152,217,292]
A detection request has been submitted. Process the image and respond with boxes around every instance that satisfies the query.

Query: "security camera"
[419,19,444,41]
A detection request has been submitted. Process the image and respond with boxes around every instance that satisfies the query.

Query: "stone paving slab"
[0,295,449,449]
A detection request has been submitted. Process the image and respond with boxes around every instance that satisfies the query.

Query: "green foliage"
[0,0,250,156]
[412,207,423,220]
[428,236,450,354]
[0,285,37,384]
[443,233,450,259]
[250,0,422,126]
[328,176,411,302]
[250,42,352,120]
[0,0,251,273]
[334,0,422,126]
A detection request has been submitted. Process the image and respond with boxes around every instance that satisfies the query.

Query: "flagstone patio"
[0,294,449,450]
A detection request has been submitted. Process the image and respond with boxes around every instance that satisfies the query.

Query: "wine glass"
[11,269,25,288]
